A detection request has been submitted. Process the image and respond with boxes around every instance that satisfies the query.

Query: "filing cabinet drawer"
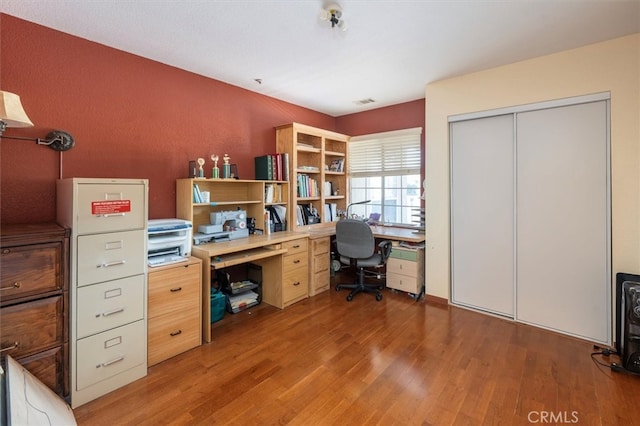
[0,242,63,303]
[147,309,200,366]
[76,320,146,391]
[386,272,421,294]
[282,238,308,256]
[148,262,200,319]
[310,270,330,294]
[77,230,146,286]
[18,346,65,395]
[0,296,63,359]
[76,275,145,339]
[387,258,418,277]
[283,251,307,271]
[282,265,308,304]
[76,182,146,234]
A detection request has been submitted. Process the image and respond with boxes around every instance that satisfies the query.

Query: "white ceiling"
[2,0,639,117]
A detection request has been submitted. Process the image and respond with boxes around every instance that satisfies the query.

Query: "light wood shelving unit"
[276,123,349,232]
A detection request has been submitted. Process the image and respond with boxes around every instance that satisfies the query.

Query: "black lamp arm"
[0,130,75,151]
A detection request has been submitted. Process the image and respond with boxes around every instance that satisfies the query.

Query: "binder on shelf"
[255,155,273,180]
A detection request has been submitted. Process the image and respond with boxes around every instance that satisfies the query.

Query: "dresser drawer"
[1,242,63,303]
[147,309,200,366]
[1,296,63,359]
[283,251,307,271]
[386,273,421,294]
[18,345,65,395]
[387,258,418,277]
[77,230,146,286]
[148,263,200,319]
[282,265,308,304]
[76,275,145,339]
[76,182,146,234]
[76,320,146,391]
[282,238,308,256]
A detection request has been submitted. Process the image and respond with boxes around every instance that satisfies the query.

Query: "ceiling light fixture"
[0,90,75,151]
[319,2,347,31]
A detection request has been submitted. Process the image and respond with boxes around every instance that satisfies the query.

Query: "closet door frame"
[449,92,611,344]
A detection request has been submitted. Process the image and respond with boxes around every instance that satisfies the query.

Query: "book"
[193,184,203,203]
[254,155,272,180]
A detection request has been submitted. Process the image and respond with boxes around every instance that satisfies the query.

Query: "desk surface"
[303,222,426,244]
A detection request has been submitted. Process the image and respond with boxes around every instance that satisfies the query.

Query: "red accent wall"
[0,14,425,224]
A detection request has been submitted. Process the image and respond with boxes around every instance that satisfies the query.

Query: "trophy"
[222,153,231,179]
[211,154,219,179]
[197,158,205,178]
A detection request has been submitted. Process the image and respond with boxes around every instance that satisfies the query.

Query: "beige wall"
[425,33,640,299]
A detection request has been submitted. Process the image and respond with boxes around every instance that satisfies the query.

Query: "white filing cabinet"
[57,178,148,408]
[386,246,425,295]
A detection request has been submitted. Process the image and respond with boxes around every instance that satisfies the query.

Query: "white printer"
[147,219,192,267]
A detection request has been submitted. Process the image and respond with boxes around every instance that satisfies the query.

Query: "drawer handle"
[293,259,301,264]
[170,287,183,293]
[292,244,300,248]
[293,281,301,286]
[98,307,125,317]
[97,355,125,368]
[170,330,183,337]
[97,260,126,268]
[96,213,126,218]
[0,282,21,291]
[0,341,19,353]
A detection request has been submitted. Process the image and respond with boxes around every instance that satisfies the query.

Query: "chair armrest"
[377,240,393,262]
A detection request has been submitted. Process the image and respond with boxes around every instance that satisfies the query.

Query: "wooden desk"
[303,222,426,244]
[191,231,309,343]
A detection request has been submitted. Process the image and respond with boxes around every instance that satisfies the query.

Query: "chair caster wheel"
[376,293,383,301]
[346,295,353,302]
[335,286,340,292]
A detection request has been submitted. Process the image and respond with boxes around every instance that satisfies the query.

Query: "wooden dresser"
[0,223,70,399]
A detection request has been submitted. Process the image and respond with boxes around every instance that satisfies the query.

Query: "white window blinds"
[348,127,422,176]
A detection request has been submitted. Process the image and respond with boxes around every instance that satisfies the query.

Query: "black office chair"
[335,219,392,301]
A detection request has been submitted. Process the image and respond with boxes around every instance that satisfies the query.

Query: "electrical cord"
[590,344,640,376]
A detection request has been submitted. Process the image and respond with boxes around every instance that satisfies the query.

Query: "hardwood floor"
[74,276,640,425]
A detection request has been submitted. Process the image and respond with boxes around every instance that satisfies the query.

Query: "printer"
[147,219,192,267]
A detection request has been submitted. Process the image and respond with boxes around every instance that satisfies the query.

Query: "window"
[348,127,422,225]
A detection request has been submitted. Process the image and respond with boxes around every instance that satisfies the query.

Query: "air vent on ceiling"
[354,98,376,106]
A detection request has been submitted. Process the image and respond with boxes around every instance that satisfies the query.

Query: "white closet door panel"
[516,101,609,343]
[451,114,514,316]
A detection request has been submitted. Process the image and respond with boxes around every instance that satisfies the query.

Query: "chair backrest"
[336,219,375,259]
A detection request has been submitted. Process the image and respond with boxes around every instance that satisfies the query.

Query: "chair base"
[335,275,383,302]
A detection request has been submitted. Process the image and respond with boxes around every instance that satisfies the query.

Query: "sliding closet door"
[451,115,514,316]
[516,101,610,343]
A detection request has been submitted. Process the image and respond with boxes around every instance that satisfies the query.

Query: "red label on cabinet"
[91,200,131,215]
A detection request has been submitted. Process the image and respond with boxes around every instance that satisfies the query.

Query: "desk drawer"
[76,275,145,339]
[282,265,308,304]
[386,272,421,294]
[282,238,308,256]
[76,320,146,391]
[0,296,63,359]
[387,258,418,278]
[77,230,145,286]
[148,263,200,319]
[76,183,146,234]
[147,309,200,366]
[283,251,307,271]
[311,237,330,255]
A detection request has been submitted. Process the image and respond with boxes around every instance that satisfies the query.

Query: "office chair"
[335,219,392,301]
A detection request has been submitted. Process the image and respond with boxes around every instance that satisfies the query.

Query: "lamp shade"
[0,90,34,128]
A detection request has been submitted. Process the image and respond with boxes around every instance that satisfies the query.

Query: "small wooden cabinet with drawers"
[309,236,330,296]
[281,237,309,308]
[386,246,425,295]
[0,223,70,399]
[147,257,202,366]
